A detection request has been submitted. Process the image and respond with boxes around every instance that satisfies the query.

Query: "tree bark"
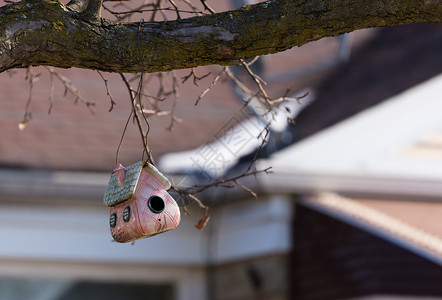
[0,0,440,73]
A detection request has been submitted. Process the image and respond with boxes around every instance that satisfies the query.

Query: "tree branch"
[0,0,440,73]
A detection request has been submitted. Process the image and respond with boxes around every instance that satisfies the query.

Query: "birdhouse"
[103,161,180,243]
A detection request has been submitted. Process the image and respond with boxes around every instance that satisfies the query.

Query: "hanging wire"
[115,109,134,165]
[136,19,153,163]
[115,19,155,165]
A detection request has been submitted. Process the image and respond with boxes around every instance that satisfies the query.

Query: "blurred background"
[0,0,441,299]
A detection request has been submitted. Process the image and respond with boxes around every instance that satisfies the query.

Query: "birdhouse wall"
[135,168,168,199]
[135,170,181,233]
[109,169,180,243]
[110,196,144,243]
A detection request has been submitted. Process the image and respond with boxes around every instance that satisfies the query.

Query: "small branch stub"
[195,215,210,230]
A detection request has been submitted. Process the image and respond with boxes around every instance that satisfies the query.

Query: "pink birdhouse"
[103,161,180,243]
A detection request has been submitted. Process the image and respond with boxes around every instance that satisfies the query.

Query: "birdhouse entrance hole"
[148,196,165,214]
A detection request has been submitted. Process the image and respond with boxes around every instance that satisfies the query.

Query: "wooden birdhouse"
[103,161,181,243]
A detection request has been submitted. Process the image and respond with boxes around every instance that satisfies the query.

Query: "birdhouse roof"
[103,161,171,207]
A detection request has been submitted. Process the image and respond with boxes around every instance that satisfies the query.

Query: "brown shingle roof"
[293,23,442,141]
[0,67,243,171]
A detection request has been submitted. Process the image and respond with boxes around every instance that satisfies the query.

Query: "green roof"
[103,161,143,207]
[103,161,172,207]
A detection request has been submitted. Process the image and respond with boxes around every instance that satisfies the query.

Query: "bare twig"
[240,58,272,108]
[141,109,171,116]
[171,185,208,210]
[150,0,162,21]
[200,0,215,14]
[246,125,270,172]
[168,72,182,131]
[97,71,117,112]
[103,3,154,20]
[177,166,272,196]
[268,91,310,105]
[132,89,166,103]
[182,68,211,86]
[229,59,309,119]
[234,179,257,198]
[45,67,95,114]
[167,0,181,19]
[241,58,267,86]
[172,184,211,230]
[19,67,39,130]
[246,56,260,66]
[171,161,272,230]
[195,215,210,230]
[195,68,224,106]
[48,69,55,114]
[171,166,271,230]
[224,66,255,97]
[156,72,169,107]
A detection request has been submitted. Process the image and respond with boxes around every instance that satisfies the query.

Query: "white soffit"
[260,73,442,186]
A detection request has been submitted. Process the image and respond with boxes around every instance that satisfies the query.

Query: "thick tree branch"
[0,0,440,73]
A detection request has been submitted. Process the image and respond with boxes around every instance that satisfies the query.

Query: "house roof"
[103,161,144,207]
[0,66,244,172]
[218,23,442,172]
[259,72,442,194]
[292,23,442,141]
[251,23,442,195]
[103,161,171,206]
[292,197,442,300]
[211,22,442,204]
[303,193,442,266]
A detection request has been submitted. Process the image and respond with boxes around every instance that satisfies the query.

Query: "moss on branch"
[0,0,440,73]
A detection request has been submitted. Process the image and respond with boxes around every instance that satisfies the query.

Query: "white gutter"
[258,170,442,200]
